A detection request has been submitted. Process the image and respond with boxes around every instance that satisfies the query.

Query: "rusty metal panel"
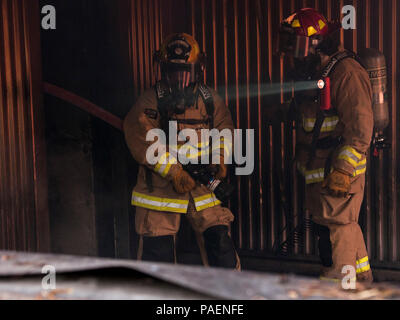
[128,0,169,100]
[2,250,400,299]
[0,0,49,251]
[169,0,400,269]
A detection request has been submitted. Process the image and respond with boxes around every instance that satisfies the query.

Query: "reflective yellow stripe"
[131,191,188,213]
[337,146,363,167]
[337,154,359,167]
[356,256,369,264]
[194,193,221,211]
[154,152,177,177]
[303,116,339,133]
[353,158,367,176]
[356,256,371,274]
[337,146,366,176]
[356,264,371,274]
[298,165,326,184]
[353,167,366,176]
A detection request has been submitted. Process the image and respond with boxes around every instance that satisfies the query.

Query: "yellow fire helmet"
[154,33,206,86]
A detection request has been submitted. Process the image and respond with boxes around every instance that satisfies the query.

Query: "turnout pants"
[306,174,373,282]
[135,198,240,270]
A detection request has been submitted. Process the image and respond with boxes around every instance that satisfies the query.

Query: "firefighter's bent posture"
[124,33,239,268]
[278,8,374,282]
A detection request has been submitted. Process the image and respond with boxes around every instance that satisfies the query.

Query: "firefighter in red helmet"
[277,8,374,282]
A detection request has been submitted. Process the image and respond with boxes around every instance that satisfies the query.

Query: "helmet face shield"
[154,33,206,112]
[162,62,197,90]
[277,25,322,58]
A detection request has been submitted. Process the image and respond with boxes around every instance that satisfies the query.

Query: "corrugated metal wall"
[128,0,165,100]
[188,0,400,268]
[127,0,400,269]
[0,0,49,251]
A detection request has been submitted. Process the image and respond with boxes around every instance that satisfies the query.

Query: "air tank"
[358,48,389,131]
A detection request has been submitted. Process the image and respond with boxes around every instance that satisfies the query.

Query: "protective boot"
[141,235,175,263]
[203,225,237,269]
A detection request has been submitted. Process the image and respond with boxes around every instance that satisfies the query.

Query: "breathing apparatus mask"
[161,63,198,114]
[154,33,206,115]
[278,22,324,81]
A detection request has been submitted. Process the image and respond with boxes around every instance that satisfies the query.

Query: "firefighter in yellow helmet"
[123,33,239,268]
[277,8,374,282]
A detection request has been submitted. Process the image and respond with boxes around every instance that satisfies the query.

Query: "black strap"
[306,108,326,169]
[197,82,215,128]
[321,50,356,78]
[155,81,215,127]
[155,81,171,135]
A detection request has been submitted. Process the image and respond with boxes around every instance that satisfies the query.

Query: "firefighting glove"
[171,168,196,194]
[216,163,228,180]
[322,168,351,197]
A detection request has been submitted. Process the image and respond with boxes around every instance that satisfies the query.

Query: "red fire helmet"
[277,8,341,58]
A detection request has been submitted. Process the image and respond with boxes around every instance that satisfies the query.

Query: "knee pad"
[313,223,333,267]
[142,235,174,263]
[203,225,236,269]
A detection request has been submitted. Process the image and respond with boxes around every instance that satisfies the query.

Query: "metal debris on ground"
[0,251,400,300]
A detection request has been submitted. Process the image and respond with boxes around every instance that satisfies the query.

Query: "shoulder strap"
[321,50,356,78]
[155,81,215,128]
[197,83,215,127]
[154,81,171,135]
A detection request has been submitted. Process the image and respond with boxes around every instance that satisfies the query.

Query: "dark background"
[1,0,400,280]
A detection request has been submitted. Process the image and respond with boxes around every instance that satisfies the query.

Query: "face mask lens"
[167,70,192,90]
[293,36,310,58]
[278,29,318,59]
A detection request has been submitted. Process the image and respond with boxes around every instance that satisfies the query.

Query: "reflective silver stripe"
[356,260,369,269]
[194,194,221,211]
[303,116,339,132]
[305,170,324,183]
[297,164,326,184]
[132,192,188,213]
[338,149,360,166]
